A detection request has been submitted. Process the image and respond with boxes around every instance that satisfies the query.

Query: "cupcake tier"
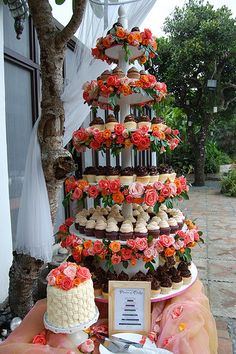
[95,262,197,303]
[98,92,154,106]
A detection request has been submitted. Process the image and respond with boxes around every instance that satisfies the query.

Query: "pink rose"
[109,179,120,193]
[126,239,136,249]
[154,239,164,252]
[71,187,83,200]
[111,254,121,265]
[173,240,185,250]
[65,217,75,227]
[47,274,56,286]
[63,264,77,280]
[98,179,110,190]
[121,248,132,260]
[129,182,145,198]
[77,266,91,281]
[59,262,70,271]
[172,129,179,135]
[159,235,175,248]
[60,276,73,291]
[93,240,104,254]
[144,188,158,206]
[50,268,61,277]
[139,125,149,134]
[88,185,99,198]
[160,185,171,197]
[126,195,133,203]
[144,247,155,258]
[114,123,125,135]
[153,181,164,190]
[171,306,183,319]
[79,339,95,353]
[169,182,177,196]
[135,237,148,251]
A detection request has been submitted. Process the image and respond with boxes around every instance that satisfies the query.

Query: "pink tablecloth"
[0,280,217,354]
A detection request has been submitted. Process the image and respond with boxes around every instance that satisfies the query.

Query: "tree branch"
[55,0,87,48]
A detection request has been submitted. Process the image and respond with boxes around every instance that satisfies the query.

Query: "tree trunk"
[8,0,86,318]
[193,126,207,186]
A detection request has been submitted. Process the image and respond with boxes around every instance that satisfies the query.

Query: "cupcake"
[148,166,159,183]
[131,271,146,281]
[83,166,97,183]
[89,116,105,131]
[118,271,129,281]
[93,277,103,296]
[157,211,168,220]
[127,67,140,80]
[102,282,109,299]
[112,66,125,78]
[175,216,184,230]
[158,165,175,183]
[100,70,111,82]
[139,211,150,222]
[94,220,107,239]
[75,216,87,234]
[85,219,96,236]
[124,114,137,130]
[168,218,179,233]
[159,220,171,235]
[151,216,162,224]
[147,222,160,238]
[135,166,150,184]
[137,115,151,130]
[139,70,147,76]
[95,166,107,182]
[105,222,119,240]
[106,166,120,181]
[160,276,173,294]
[119,222,134,240]
[134,223,148,238]
[120,167,134,184]
[171,273,183,290]
[179,268,192,284]
[151,116,167,131]
[105,114,118,131]
[177,261,190,272]
[151,278,161,296]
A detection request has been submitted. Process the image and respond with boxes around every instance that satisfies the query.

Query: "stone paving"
[182,181,236,354]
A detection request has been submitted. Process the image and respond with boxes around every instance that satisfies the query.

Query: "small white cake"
[46,263,96,328]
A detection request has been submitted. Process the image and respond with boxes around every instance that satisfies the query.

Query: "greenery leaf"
[55,0,66,4]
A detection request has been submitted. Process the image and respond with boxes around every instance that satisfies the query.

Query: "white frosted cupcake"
[94,220,107,239]
[105,222,119,240]
[159,220,171,235]
[85,219,96,236]
[134,223,148,238]
[119,223,134,240]
[168,218,179,233]
[147,222,160,238]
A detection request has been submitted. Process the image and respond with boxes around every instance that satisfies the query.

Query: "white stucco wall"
[0,2,13,303]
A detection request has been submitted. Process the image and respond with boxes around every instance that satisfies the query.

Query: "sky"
[51,0,236,38]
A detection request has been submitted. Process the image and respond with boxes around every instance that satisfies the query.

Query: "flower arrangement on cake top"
[57,220,203,271]
[72,124,180,155]
[46,262,91,291]
[91,24,157,65]
[63,176,189,210]
[82,74,167,109]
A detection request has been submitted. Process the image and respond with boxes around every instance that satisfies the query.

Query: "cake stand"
[44,306,99,346]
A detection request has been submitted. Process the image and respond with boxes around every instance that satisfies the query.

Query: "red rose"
[161,185,171,198]
[107,75,120,87]
[65,217,75,227]
[71,187,83,200]
[59,224,68,233]
[94,131,104,144]
[155,82,167,93]
[98,179,110,190]
[139,125,149,134]
[135,237,148,251]
[131,131,142,145]
[121,248,132,260]
[90,140,101,150]
[109,179,120,193]
[60,276,73,291]
[144,188,158,206]
[116,135,125,144]
[88,185,99,198]
[111,254,121,265]
[114,123,126,135]
[126,239,136,249]
[32,333,47,345]
[138,136,150,150]
[143,28,152,39]
[159,235,175,248]
[72,128,88,143]
[172,129,179,135]
[93,240,104,254]
[126,195,133,204]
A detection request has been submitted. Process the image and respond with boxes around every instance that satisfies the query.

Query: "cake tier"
[47,279,96,328]
[105,44,143,61]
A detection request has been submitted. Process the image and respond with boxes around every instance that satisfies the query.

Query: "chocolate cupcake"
[94,267,106,282]
[124,114,137,130]
[160,275,173,294]
[151,278,161,296]
[147,222,160,238]
[107,270,118,281]
[138,115,151,130]
[95,166,107,182]
[179,268,192,284]
[105,114,118,131]
[134,223,148,238]
[168,218,179,233]
[100,70,111,82]
[118,271,129,281]
[112,66,125,78]
[83,166,97,183]
[175,216,184,230]
[106,166,120,181]
[177,261,190,272]
[120,167,134,184]
[148,166,159,183]
[140,70,147,76]
[127,67,140,80]
[119,222,134,240]
[85,219,96,236]
[105,222,119,240]
[171,273,183,289]
[157,165,175,183]
[89,116,105,131]
[94,220,107,239]
[159,220,171,235]
[165,256,176,268]
[76,216,87,234]
[151,116,167,131]
[135,166,150,184]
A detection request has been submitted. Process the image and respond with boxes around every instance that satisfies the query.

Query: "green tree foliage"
[147,0,236,185]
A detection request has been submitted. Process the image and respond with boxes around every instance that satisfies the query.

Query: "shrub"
[205,142,232,174]
[221,169,236,197]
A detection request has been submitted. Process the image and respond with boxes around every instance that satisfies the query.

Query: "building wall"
[0,2,13,303]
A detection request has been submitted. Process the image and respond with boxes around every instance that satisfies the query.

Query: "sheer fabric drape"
[15,0,156,262]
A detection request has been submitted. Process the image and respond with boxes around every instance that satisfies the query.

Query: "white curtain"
[15,0,156,262]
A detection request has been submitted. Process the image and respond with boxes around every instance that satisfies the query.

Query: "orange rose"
[130,256,137,266]
[135,80,143,88]
[84,240,93,249]
[112,191,124,204]
[164,247,176,257]
[116,27,127,39]
[55,274,64,286]
[188,241,196,248]
[133,197,143,204]
[185,219,196,230]
[133,32,142,42]
[109,241,121,253]
[77,180,89,190]
[124,138,132,148]
[103,129,112,139]
[143,256,153,263]
[152,125,160,132]
[139,55,147,64]
[105,138,112,147]
[120,84,132,96]
[103,36,113,48]
[142,38,149,45]
[127,33,136,44]
[73,278,81,286]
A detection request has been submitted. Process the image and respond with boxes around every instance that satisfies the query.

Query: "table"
[0,280,218,354]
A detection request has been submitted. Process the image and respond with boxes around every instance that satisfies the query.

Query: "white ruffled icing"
[151,216,162,224]
[159,220,170,228]
[85,219,96,229]
[168,218,178,227]
[147,222,160,231]
[76,216,87,226]
[120,223,133,233]
[134,223,148,233]
[95,220,107,230]
[106,223,119,232]
[157,211,168,220]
